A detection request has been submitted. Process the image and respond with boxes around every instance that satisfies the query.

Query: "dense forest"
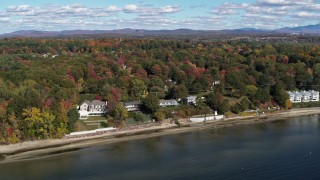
[1,36,320,144]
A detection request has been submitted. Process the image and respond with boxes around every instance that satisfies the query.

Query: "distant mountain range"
[1,23,319,38]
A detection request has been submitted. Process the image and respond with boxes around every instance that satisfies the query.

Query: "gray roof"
[160,99,178,103]
[81,100,106,106]
[124,101,141,106]
[186,96,197,100]
[82,100,91,105]
[91,100,106,106]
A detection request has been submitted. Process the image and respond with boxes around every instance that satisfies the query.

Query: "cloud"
[123,5,180,17]
[0,1,319,33]
[211,9,238,15]
[106,5,121,12]
[294,11,320,18]
[7,5,32,12]
[160,6,180,13]
[258,0,314,6]
[123,4,138,12]
[0,17,10,22]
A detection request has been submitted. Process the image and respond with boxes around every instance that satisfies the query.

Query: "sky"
[0,0,320,33]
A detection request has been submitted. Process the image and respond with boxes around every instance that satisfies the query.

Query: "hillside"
[1,37,320,143]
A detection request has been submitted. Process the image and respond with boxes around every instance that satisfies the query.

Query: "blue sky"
[0,0,319,33]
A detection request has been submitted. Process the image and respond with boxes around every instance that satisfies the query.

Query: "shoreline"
[1,107,320,164]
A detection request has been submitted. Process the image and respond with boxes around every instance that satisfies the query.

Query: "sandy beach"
[1,107,320,164]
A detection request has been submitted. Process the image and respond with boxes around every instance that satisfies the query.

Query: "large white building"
[159,99,179,107]
[78,100,107,119]
[287,90,319,103]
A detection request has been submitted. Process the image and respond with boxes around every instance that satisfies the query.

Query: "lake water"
[1,115,320,180]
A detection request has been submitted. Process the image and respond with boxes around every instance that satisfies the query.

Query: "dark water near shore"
[1,115,320,180]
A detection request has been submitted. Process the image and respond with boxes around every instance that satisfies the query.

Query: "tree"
[154,111,166,121]
[313,63,320,78]
[231,103,241,114]
[219,100,230,114]
[255,88,271,103]
[22,107,55,139]
[128,79,147,99]
[67,108,79,132]
[274,89,289,108]
[109,104,128,126]
[225,71,248,91]
[170,84,188,99]
[240,97,250,111]
[206,92,229,114]
[284,99,292,110]
[206,92,224,110]
[142,94,160,114]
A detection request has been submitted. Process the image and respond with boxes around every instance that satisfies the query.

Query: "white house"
[310,90,319,101]
[78,100,107,119]
[123,101,141,112]
[185,96,197,105]
[287,90,319,103]
[159,99,179,107]
[301,91,311,102]
[288,91,295,102]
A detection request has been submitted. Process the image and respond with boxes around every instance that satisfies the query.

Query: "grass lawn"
[78,116,109,130]
[226,96,245,106]
[82,116,108,121]
[125,112,152,125]
[192,114,215,118]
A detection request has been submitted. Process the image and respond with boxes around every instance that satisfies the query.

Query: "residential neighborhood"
[78,98,184,119]
[287,90,320,103]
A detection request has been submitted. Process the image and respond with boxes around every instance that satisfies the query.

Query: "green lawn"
[192,114,215,118]
[125,112,152,125]
[79,116,109,130]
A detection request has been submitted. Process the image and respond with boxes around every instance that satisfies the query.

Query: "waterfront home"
[301,91,311,102]
[159,99,179,107]
[288,91,295,102]
[184,96,197,105]
[123,101,141,112]
[287,91,303,103]
[310,90,319,101]
[287,90,320,103]
[78,100,107,119]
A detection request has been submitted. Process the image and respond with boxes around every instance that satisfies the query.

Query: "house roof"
[124,101,141,106]
[91,100,106,106]
[160,99,178,104]
[81,100,106,106]
[186,96,197,100]
[81,100,91,105]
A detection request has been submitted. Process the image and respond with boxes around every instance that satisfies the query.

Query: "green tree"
[22,107,55,139]
[219,99,230,114]
[67,108,79,132]
[154,111,166,121]
[231,103,241,114]
[110,104,128,126]
[142,94,160,114]
[255,88,271,103]
[128,79,147,99]
[240,97,250,111]
[170,84,188,99]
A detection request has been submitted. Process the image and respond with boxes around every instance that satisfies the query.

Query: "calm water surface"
[1,115,320,180]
